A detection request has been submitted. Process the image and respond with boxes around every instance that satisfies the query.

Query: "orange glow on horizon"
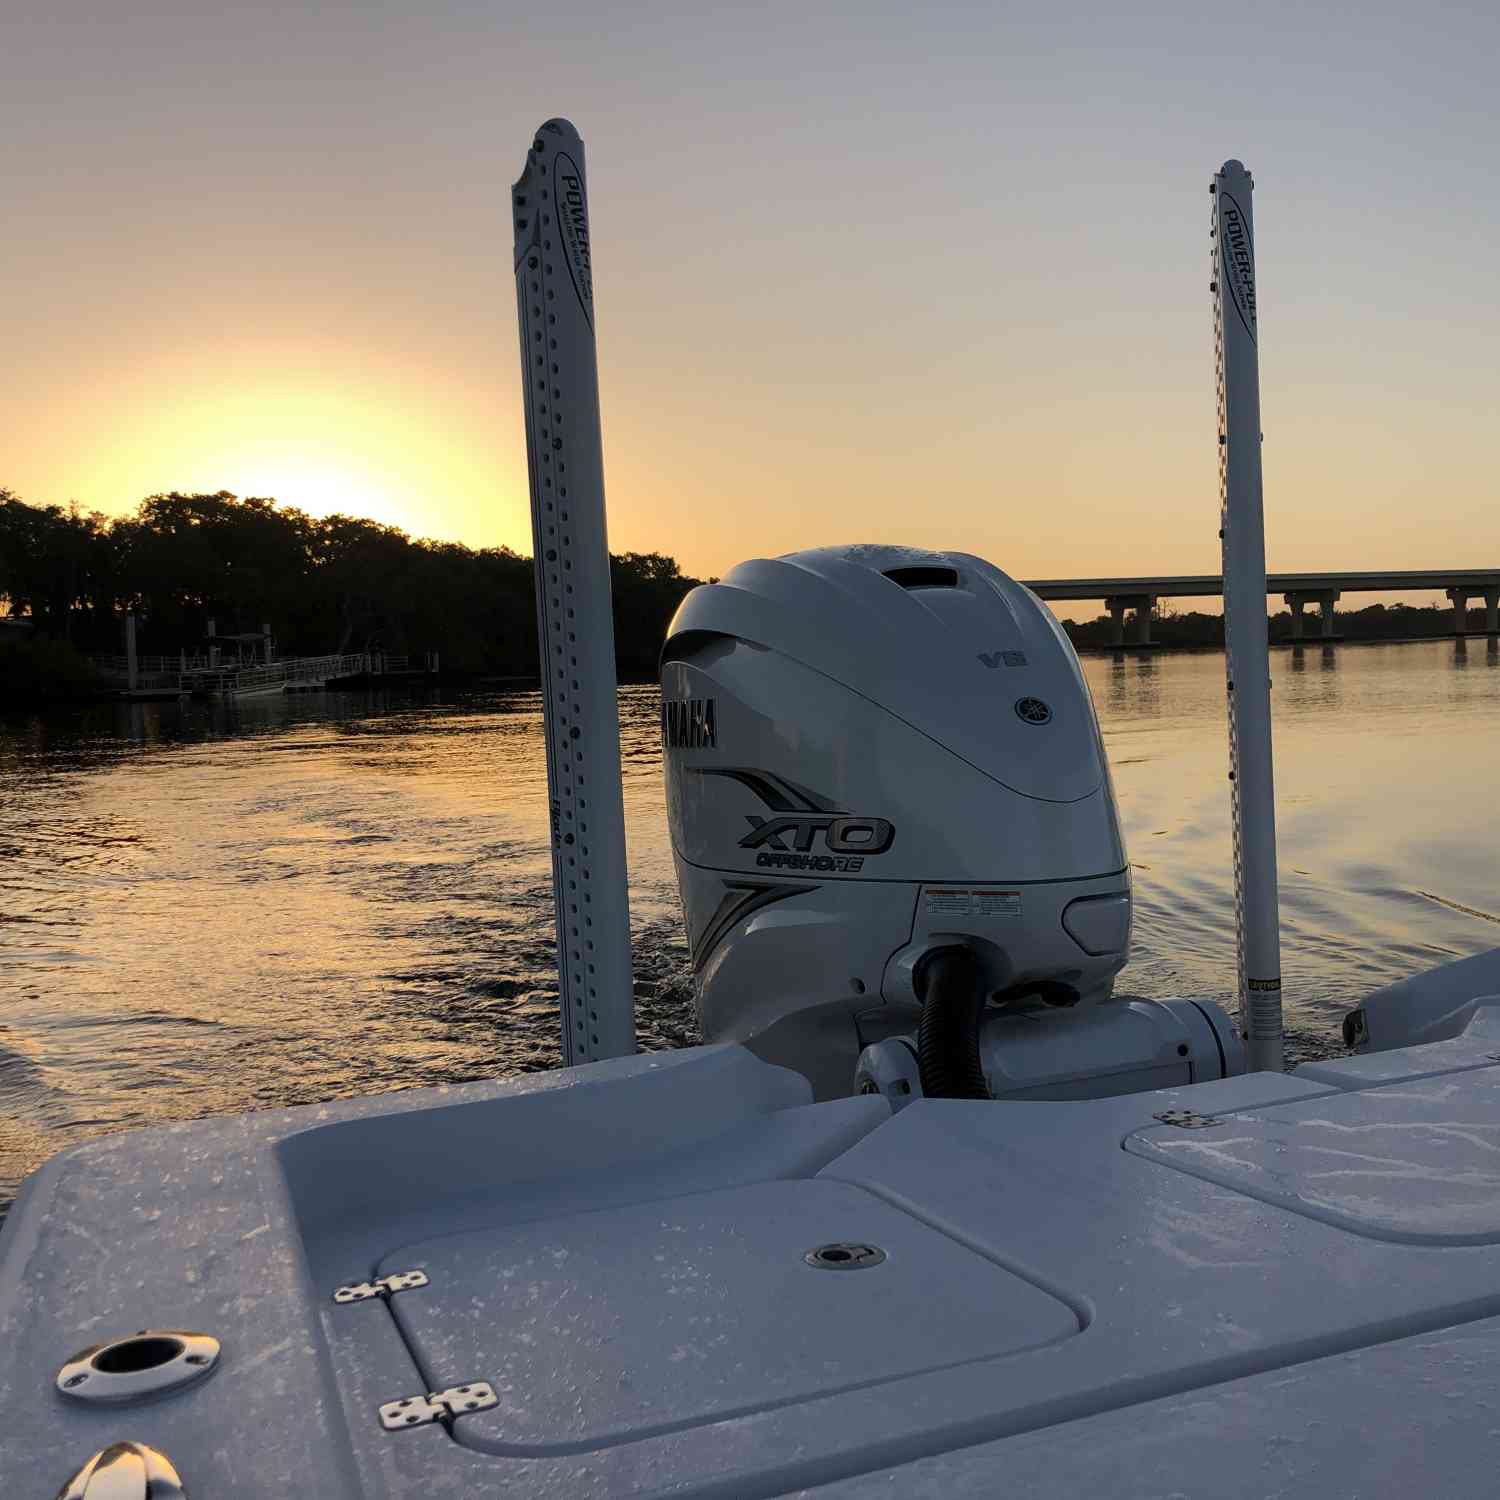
[5,5,1496,598]
[26,350,537,555]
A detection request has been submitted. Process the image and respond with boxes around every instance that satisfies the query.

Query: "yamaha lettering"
[662,697,717,750]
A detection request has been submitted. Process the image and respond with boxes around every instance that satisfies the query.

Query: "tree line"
[1,487,1475,702]
[0,488,706,694]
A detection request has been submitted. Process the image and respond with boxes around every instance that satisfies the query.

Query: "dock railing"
[90,650,376,696]
[225,653,370,695]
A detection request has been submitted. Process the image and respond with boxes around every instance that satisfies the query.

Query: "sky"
[2,1,1496,600]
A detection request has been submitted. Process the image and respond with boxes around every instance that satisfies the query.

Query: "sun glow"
[208,446,412,533]
[43,350,533,553]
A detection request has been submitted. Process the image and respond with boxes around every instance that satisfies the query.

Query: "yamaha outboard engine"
[660,545,1246,1100]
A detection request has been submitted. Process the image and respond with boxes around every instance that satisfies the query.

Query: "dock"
[90,649,437,700]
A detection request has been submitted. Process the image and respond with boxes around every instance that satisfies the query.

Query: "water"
[2,640,1498,1217]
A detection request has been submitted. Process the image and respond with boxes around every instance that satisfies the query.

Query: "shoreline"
[1074,632,1496,656]
[2,636,1492,708]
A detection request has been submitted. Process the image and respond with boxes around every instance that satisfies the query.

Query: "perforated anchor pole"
[514,120,635,1064]
[1213,160,1284,1071]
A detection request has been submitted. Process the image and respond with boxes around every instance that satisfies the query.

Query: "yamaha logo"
[662,696,716,750]
[1014,697,1052,725]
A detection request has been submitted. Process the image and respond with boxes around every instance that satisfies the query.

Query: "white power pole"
[1213,160,1284,1071]
[513,119,636,1064]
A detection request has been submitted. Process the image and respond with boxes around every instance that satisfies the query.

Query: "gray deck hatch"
[1126,1065,1500,1244]
[377,1178,1079,1453]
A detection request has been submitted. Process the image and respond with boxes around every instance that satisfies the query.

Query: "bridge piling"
[1027,570,1500,616]
[1447,588,1472,637]
[1282,590,1343,641]
[1317,592,1339,638]
[1284,595,1305,640]
[1292,589,1340,641]
[1451,588,1500,636]
[1105,593,1155,647]
[1027,570,1500,646]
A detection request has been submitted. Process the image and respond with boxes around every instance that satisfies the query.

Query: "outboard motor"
[659,545,1241,1101]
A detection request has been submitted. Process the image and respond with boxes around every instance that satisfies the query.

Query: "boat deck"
[6,1017,1500,1495]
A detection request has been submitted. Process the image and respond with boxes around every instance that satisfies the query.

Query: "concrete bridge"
[1021,570,1500,646]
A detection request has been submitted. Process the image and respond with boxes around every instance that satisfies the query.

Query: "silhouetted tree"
[0,488,707,694]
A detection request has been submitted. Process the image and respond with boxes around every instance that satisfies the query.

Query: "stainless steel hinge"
[379,1382,498,1431]
[333,1269,429,1304]
[1153,1109,1222,1129]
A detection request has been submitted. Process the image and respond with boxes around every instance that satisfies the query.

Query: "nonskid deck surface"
[6,1019,1500,1497]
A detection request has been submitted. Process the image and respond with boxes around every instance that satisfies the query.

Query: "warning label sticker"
[975,890,1023,918]
[924,888,1023,920]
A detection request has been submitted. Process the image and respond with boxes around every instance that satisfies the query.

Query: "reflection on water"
[1101,641,1500,1027]
[1286,644,1340,676]
[2,640,1498,1214]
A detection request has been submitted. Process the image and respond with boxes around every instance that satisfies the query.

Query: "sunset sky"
[3,1,1495,598]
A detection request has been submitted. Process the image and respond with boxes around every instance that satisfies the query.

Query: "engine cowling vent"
[883,566,960,590]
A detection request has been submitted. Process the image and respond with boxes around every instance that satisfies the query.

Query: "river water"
[3,639,1498,1217]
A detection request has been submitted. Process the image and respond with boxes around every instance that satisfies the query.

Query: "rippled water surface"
[3,640,1499,1215]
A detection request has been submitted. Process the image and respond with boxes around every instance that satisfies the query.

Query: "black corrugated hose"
[916,949,1083,1100]
[915,946,990,1100]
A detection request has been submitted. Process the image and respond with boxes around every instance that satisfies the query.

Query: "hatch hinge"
[379,1381,499,1431]
[333,1269,429,1304]
[1153,1109,1222,1129]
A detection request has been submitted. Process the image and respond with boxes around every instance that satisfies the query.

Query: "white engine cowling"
[660,545,1132,1098]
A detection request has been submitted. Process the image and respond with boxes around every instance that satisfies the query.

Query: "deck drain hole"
[58,1329,220,1404]
[93,1336,185,1374]
[805,1242,886,1269]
